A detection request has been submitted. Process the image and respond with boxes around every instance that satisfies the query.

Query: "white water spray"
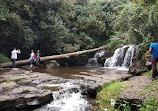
[104,45,136,68]
[86,50,105,67]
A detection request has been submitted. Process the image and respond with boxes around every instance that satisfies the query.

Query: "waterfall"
[104,45,136,68]
[86,50,105,67]
[35,81,90,111]
[122,45,136,67]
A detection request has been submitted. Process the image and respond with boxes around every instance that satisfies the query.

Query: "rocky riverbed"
[0,67,132,111]
[1,67,157,111]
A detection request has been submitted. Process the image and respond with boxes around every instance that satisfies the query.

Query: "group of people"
[29,50,41,67]
[11,48,41,70]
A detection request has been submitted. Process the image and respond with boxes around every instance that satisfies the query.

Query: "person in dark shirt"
[149,39,158,80]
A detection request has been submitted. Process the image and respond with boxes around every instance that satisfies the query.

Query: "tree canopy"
[0,0,157,61]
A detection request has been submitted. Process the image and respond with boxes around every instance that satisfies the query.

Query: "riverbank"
[0,67,132,111]
[96,72,158,111]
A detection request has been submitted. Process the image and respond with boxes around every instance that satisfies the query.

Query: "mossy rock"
[45,60,60,68]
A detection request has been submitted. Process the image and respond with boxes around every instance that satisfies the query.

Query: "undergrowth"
[0,53,10,63]
[96,81,130,111]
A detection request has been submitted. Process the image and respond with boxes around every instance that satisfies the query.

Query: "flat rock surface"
[0,69,55,110]
[79,73,131,86]
[118,76,153,100]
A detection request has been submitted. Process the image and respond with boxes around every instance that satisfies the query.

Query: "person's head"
[37,50,40,53]
[31,50,34,53]
[153,38,158,43]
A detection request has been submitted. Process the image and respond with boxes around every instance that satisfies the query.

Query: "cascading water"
[86,50,105,67]
[122,45,136,67]
[34,80,90,111]
[104,45,136,68]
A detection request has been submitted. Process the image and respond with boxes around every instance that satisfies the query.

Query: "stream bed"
[32,66,129,111]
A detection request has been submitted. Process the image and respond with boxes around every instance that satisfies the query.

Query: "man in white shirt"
[11,47,21,70]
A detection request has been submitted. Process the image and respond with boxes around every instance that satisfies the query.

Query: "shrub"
[0,54,11,63]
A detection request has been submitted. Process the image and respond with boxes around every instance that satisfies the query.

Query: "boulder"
[116,76,152,110]
[0,86,53,110]
[129,61,148,76]
[97,51,114,66]
[45,60,60,68]
[129,45,150,76]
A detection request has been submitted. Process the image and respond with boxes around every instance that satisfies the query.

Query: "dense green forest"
[0,0,158,62]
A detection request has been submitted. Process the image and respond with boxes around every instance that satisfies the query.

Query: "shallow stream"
[32,66,128,111]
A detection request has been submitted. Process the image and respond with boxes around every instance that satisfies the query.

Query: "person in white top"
[30,50,35,67]
[11,47,21,70]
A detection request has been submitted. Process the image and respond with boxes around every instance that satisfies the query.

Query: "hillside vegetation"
[0,0,122,60]
[0,0,158,61]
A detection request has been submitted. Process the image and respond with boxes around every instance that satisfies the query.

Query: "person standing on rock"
[11,47,21,70]
[36,50,40,65]
[30,50,35,67]
[149,39,158,80]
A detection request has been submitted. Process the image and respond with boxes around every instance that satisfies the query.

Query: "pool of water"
[33,66,128,79]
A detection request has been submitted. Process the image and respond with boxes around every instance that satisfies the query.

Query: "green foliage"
[112,0,158,45]
[0,3,9,21]
[0,0,124,62]
[96,81,130,111]
[106,40,122,51]
[139,97,158,111]
[143,70,152,77]
[116,101,131,111]
[74,0,123,45]
[0,54,11,63]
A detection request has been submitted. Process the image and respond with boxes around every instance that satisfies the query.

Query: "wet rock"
[145,61,152,70]
[97,51,114,66]
[129,50,149,76]
[45,60,60,68]
[0,86,53,111]
[0,69,58,110]
[128,44,152,76]
[129,62,148,76]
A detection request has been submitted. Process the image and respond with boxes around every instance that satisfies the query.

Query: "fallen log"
[0,46,106,67]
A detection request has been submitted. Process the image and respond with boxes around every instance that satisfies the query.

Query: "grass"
[139,96,158,111]
[96,69,158,111]
[143,63,158,78]
[96,81,130,111]
[142,70,152,78]
[139,69,158,111]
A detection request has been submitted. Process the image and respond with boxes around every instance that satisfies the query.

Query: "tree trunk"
[0,46,106,67]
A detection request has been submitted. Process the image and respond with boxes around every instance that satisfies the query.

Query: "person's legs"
[38,58,40,64]
[156,58,158,77]
[151,58,157,79]
[36,57,40,65]
[29,58,32,65]
[12,59,16,68]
